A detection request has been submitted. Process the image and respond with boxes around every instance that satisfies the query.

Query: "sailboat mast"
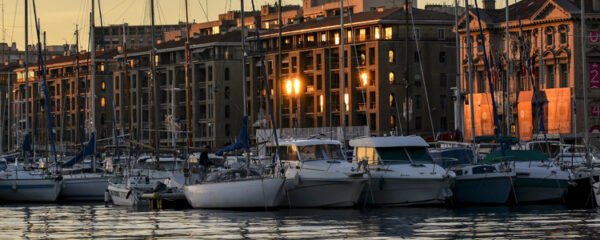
[505,0,511,136]
[149,0,159,158]
[75,25,80,146]
[241,0,248,116]
[89,0,96,172]
[404,0,410,136]
[453,0,463,135]
[466,0,477,161]
[184,0,193,149]
[581,0,590,162]
[24,0,30,164]
[340,0,345,139]
[123,23,133,151]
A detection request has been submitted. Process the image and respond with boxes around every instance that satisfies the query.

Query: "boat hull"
[183,178,285,209]
[0,178,62,202]
[107,183,149,207]
[513,177,570,203]
[454,175,513,204]
[60,175,110,201]
[362,177,452,206]
[281,178,364,207]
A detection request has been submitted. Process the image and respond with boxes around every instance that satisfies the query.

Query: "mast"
[149,0,159,158]
[90,0,96,172]
[184,0,193,149]
[340,0,345,133]
[505,0,511,136]
[24,0,30,165]
[466,0,476,161]
[277,0,282,129]
[453,0,463,135]
[404,0,410,135]
[581,0,590,162]
[75,25,81,146]
[123,23,133,152]
[242,0,248,117]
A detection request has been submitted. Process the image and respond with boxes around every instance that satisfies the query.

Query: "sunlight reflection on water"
[0,204,598,239]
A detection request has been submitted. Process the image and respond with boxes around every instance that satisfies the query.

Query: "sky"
[1,0,513,50]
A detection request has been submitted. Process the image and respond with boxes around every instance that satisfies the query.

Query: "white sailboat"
[350,136,453,206]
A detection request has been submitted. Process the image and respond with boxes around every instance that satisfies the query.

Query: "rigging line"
[8,0,17,43]
[513,0,549,146]
[196,0,209,22]
[473,1,503,148]
[250,0,281,167]
[344,0,372,133]
[97,0,120,161]
[408,6,436,140]
[115,0,138,25]
[32,0,58,171]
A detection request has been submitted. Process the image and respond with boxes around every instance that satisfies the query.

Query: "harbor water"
[1,203,599,239]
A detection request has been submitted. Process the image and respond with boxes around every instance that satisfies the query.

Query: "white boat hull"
[282,178,365,207]
[363,177,452,206]
[0,178,62,202]
[184,177,285,209]
[61,175,110,201]
[107,183,144,207]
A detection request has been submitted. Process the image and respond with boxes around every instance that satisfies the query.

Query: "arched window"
[388,72,395,84]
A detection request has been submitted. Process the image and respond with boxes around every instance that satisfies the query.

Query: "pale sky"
[1,0,512,50]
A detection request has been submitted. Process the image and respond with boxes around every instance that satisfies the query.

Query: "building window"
[358,28,366,41]
[101,81,106,90]
[369,48,375,65]
[100,97,106,107]
[438,29,445,40]
[384,27,393,40]
[318,95,324,112]
[369,92,376,109]
[415,117,422,130]
[374,27,380,40]
[321,33,327,42]
[225,105,230,118]
[389,93,395,107]
[439,51,446,63]
[559,64,568,87]
[415,95,421,109]
[225,124,230,137]
[389,72,395,84]
[347,29,353,43]
[388,50,395,63]
[413,28,421,40]
[545,28,554,46]
[414,52,420,63]
[545,65,555,89]
[225,68,230,80]
[334,32,340,45]
[440,73,447,87]
[390,115,396,130]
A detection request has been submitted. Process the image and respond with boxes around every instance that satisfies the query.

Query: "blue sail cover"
[62,133,96,167]
[215,117,249,156]
[22,134,31,152]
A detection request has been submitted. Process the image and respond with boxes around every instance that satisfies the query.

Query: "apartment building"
[247,7,457,139]
[11,50,117,151]
[112,31,244,150]
[302,0,417,20]
[94,23,184,50]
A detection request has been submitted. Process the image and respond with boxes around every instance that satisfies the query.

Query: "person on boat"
[199,148,211,173]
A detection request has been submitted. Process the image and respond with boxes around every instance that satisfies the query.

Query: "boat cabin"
[266,139,345,162]
[349,136,434,166]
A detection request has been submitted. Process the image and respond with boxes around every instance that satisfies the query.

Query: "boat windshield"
[298,144,344,161]
[0,161,6,171]
[376,147,433,165]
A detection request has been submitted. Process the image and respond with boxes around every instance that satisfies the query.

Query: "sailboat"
[0,0,63,202]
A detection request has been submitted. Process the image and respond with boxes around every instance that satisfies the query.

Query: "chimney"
[483,0,495,10]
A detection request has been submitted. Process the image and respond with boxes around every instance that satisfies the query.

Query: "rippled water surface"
[0,203,599,239]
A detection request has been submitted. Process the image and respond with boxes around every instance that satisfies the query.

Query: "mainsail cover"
[215,117,249,156]
[62,133,96,167]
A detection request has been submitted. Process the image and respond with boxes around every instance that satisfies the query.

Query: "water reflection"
[0,203,599,239]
